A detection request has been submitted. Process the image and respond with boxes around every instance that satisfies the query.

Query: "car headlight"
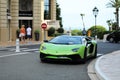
[72,48,79,52]
[41,46,46,50]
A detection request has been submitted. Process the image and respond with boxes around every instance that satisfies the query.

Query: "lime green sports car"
[39,35,97,63]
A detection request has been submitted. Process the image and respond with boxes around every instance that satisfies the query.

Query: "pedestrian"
[19,25,26,43]
[26,26,32,41]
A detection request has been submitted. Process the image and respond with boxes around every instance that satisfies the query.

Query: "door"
[19,20,33,39]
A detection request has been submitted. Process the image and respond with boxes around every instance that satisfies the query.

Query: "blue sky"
[57,0,115,30]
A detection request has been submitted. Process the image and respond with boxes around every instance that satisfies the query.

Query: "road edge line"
[95,56,110,80]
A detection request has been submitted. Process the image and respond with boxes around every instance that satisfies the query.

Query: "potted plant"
[16,29,20,38]
[34,30,40,41]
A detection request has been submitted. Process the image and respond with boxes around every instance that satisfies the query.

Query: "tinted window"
[19,0,33,17]
[49,36,82,44]
[44,0,51,19]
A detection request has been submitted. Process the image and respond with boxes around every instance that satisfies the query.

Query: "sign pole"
[41,23,47,40]
[44,29,46,40]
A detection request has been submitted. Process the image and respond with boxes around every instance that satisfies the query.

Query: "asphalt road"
[97,41,120,54]
[0,41,120,80]
[0,52,90,80]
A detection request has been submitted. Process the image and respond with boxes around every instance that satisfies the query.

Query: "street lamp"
[93,7,99,39]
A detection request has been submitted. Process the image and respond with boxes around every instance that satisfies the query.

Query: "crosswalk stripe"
[22,49,39,51]
[0,52,30,58]
[5,48,39,52]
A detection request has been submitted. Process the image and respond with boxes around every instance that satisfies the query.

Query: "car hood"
[40,43,84,55]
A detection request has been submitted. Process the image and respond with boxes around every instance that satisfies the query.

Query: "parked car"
[39,35,97,63]
[106,30,120,43]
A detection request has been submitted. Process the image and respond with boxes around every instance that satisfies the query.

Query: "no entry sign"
[41,23,47,30]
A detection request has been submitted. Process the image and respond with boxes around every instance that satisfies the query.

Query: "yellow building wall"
[0,0,57,42]
[0,0,9,42]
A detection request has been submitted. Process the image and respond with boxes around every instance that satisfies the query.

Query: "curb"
[89,51,120,80]
[95,56,110,80]
[95,50,120,80]
[87,58,100,80]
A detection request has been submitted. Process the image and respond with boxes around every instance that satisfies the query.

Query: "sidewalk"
[0,40,41,48]
[95,50,120,80]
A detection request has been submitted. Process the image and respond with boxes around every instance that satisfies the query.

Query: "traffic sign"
[41,23,47,29]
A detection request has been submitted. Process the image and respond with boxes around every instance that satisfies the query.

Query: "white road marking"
[5,48,39,52]
[0,52,31,58]
[8,48,29,51]
[22,49,39,51]
[97,53,103,57]
[35,51,40,53]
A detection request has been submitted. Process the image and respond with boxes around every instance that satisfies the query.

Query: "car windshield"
[49,35,82,44]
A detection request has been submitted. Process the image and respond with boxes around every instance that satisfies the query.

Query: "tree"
[106,19,113,31]
[107,0,120,30]
[56,3,63,28]
[88,25,107,39]
[80,13,85,29]
[57,27,64,33]
[112,22,118,30]
[48,27,55,36]
[71,29,82,35]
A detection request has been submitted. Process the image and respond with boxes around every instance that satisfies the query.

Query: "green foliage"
[71,29,82,35]
[56,3,63,27]
[88,25,107,39]
[57,27,64,33]
[16,29,20,38]
[107,0,120,29]
[16,29,20,33]
[34,30,40,34]
[112,22,118,30]
[54,33,65,37]
[48,27,55,36]
[103,31,113,34]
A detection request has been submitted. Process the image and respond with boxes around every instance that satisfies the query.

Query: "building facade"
[0,0,59,42]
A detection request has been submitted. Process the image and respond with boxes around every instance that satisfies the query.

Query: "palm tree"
[80,13,86,35]
[106,20,113,31]
[80,13,85,29]
[107,0,120,30]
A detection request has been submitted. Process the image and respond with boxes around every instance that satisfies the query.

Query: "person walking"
[20,25,26,43]
[26,26,32,42]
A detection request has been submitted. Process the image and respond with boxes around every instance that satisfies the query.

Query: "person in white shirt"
[26,26,32,41]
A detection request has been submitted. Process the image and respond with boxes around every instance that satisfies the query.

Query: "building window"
[44,0,51,19]
[19,0,33,17]
[7,0,11,16]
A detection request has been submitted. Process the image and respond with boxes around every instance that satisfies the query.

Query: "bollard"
[95,35,97,41]
[16,39,20,52]
[103,34,108,42]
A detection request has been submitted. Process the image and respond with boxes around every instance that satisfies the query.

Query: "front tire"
[40,53,45,62]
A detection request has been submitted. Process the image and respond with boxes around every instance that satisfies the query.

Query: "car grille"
[40,52,81,61]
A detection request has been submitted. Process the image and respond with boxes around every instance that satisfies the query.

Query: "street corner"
[95,50,120,80]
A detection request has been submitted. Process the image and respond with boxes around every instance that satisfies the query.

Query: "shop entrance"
[19,20,33,39]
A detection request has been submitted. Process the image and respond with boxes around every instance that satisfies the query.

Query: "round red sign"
[41,23,47,29]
